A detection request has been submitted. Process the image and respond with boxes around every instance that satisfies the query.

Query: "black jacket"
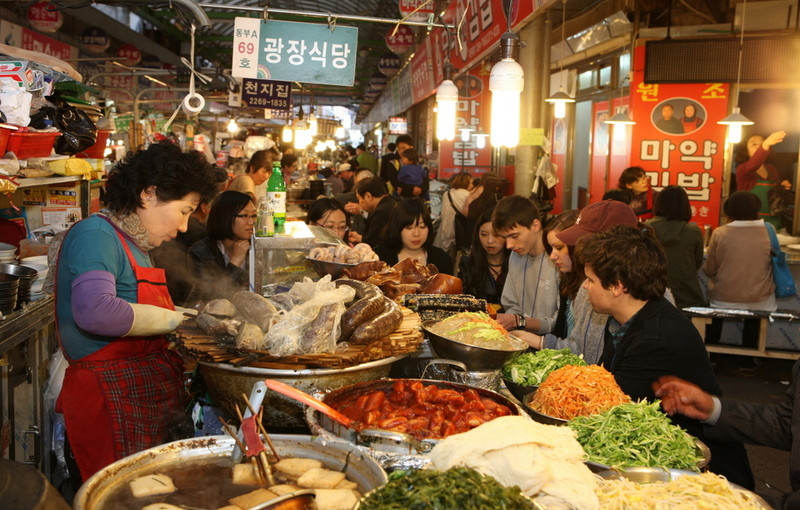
[707,360,800,509]
[601,297,754,489]
[363,196,395,250]
[187,237,249,303]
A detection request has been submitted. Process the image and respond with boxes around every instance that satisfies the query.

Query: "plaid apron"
[56,219,185,481]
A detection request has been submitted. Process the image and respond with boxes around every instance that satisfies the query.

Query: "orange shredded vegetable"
[530,364,630,420]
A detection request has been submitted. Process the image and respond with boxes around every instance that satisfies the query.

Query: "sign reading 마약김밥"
[232,18,357,87]
[241,78,292,110]
[629,44,729,228]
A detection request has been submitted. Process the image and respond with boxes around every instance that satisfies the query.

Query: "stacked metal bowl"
[0,273,19,314]
[0,242,15,264]
[0,264,38,308]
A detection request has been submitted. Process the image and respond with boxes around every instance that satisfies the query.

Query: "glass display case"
[248,222,342,295]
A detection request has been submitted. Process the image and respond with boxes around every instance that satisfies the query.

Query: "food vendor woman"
[55,142,218,480]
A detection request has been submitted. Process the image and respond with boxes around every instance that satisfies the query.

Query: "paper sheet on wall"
[41,207,81,227]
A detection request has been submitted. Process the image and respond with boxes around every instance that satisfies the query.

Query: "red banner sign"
[438,68,492,180]
[20,28,74,60]
[630,44,729,227]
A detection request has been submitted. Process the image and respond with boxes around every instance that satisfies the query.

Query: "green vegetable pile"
[501,348,587,386]
[569,400,703,471]
[357,466,537,510]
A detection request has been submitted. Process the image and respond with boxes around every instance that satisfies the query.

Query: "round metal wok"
[306,378,520,456]
[422,320,528,371]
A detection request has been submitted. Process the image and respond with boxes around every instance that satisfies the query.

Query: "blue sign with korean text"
[232,18,357,87]
[241,78,292,110]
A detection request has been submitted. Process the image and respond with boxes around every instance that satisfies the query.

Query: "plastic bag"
[44,349,70,480]
[53,103,97,155]
[265,285,355,356]
[287,274,337,303]
[0,81,32,125]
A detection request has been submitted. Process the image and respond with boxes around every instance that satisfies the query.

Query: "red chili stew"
[333,380,513,440]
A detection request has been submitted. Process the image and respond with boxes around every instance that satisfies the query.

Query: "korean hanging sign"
[629,44,729,227]
[241,78,292,110]
[232,18,357,87]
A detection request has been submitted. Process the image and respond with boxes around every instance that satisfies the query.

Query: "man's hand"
[348,231,363,244]
[344,202,362,215]
[510,330,543,350]
[495,313,517,330]
[653,376,714,420]
[412,186,422,196]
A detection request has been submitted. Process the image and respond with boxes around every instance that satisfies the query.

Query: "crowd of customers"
[56,130,800,506]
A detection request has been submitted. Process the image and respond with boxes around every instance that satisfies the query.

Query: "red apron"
[55,220,185,481]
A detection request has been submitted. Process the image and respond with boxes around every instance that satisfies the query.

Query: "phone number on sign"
[244,97,289,108]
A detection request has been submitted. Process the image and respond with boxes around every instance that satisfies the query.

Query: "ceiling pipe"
[196,3,454,30]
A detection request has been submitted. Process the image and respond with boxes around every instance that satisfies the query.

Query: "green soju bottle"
[267,161,286,230]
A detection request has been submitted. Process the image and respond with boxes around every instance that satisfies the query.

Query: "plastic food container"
[6,131,61,159]
[77,129,112,158]
[0,126,12,154]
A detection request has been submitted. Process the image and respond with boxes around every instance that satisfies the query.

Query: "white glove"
[124,303,185,337]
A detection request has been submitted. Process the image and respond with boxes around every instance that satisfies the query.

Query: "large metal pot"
[74,434,388,510]
[200,356,403,429]
[306,378,520,463]
[0,459,69,510]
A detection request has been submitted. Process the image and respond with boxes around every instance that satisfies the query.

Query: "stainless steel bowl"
[0,272,20,288]
[306,256,356,279]
[422,320,528,371]
[595,467,770,508]
[0,263,37,280]
[502,377,538,402]
[521,389,567,426]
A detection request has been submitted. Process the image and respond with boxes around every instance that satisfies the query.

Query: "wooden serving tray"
[175,307,423,370]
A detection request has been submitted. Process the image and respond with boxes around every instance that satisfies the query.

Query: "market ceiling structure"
[37,0,735,114]
[49,0,435,111]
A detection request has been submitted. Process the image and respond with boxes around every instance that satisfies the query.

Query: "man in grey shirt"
[492,195,559,335]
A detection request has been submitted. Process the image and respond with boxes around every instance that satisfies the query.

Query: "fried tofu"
[334,478,359,490]
[313,489,360,510]
[228,488,278,509]
[273,457,323,478]
[268,483,301,496]
[142,504,184,510]
[231,463,261,485]
[129,473,177,498]
[296,468,346,490]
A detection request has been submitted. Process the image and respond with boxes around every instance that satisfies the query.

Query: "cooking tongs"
[223,381,281,486]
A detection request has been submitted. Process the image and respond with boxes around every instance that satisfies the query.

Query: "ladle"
[263,379,353,428]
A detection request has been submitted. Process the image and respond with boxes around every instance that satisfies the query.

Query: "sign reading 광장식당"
[232,18,357,87]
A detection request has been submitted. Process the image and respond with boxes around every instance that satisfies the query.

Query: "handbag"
[448,191,472,251]
[765,222,797,298]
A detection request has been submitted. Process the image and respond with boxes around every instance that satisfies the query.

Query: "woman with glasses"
[617,166,657,220]
[307,197,350,242]
[188,191,255,301]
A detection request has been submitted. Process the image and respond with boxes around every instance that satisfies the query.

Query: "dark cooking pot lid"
[0,459,70,510]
